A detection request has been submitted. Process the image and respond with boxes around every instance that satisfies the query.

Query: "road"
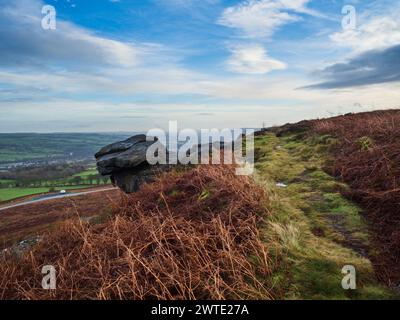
[0,187,118,211]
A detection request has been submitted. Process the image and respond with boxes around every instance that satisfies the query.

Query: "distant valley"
[0,132,136,169]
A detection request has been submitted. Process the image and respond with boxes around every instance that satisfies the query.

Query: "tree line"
[0,163,110,189]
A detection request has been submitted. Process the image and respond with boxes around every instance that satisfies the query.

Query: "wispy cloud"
[330,14,400,54]
[217,0,319,38]
[226,44,287,74]
[0,0,141,68]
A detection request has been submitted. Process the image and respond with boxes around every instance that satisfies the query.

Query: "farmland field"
[73,168,99,177]
[0,185,100,202]
[0,188,50,202]
[0,179,14,184]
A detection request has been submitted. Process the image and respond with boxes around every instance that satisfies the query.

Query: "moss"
[358,136,374,151]
[198,189,210,202]
[168,188,183,197]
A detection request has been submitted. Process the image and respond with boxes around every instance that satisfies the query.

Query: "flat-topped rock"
[95,135,230,193]
[95,135,168,193]
[95,134,148,159]
[96,139,157,176]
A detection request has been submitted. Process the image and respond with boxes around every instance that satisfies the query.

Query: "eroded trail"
[254,129,398,299]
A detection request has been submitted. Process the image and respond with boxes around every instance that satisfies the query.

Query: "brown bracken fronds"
[0,165,272,300]
[312,109,400,286]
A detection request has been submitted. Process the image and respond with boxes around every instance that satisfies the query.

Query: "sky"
[0,0,399,132]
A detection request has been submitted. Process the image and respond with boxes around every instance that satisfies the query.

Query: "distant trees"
[72,176,83,186]
[0,164,112,189]
[0,163,86,182]
[87,174,97,185]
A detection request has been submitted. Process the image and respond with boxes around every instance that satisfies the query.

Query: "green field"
[43,167,106,185]
[0,166,111,202]
[73,168,99,177]
[0,188,50,202]
[0,179,14,184]
[0,133,126,201]
[1,167,108,186]
[0,185,101,202]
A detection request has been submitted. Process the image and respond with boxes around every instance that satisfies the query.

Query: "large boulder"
[95,135,169,193]
[95,135,230,193]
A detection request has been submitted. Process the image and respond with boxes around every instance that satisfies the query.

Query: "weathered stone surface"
[95,134,148,159]
[95,135,169,193]
[96,140,155,175]
[111,164,169,193]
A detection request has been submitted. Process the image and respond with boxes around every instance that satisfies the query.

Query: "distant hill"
[0,133,136,165]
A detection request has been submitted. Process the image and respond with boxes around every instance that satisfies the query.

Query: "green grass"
[0,165,110,203]
[51,185,97,191]
[0,166,108,187]
[0,188,51,202]
[254,131,399,300]
[0,185,101,202]
[0,179,14,184]
[73,168,99,178]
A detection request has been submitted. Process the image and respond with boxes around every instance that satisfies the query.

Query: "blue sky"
[0,0,399,132]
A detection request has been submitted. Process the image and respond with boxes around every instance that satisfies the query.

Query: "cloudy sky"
[0,0,399,132]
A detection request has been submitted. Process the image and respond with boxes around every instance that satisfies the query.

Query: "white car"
[59,190,67,194]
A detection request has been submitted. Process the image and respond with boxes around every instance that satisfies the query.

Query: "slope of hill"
[0,110,399,300]
[0,166,272,300]
[0,189,120,250]
[310,110,400,286]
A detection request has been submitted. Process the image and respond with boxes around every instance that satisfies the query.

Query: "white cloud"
[157,0,218,7]
[61,24,139,67]
[1,0,399,133]
[330,13,400,54]
[2,81,399,132]
[218,0,314,38]
[226,45,287,74]
[5,64,399,115]
[0,0,141,68]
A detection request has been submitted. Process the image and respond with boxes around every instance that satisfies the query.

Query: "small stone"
[276,182,288,188]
